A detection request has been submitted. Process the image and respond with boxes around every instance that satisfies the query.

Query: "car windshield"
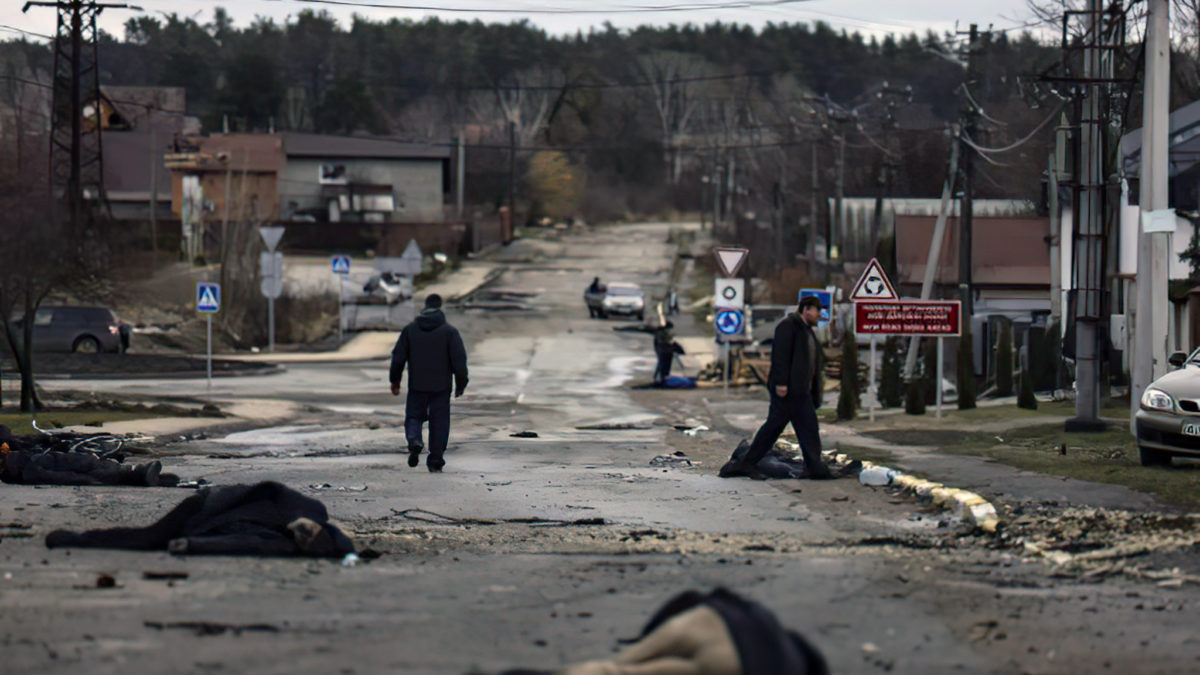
[608,287,641,296]
[1190,348,1200,364]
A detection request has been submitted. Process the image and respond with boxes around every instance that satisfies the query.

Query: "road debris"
[144,621,280,636]
[308,483,368,492]
[510,431,539,438]
[650,452,693,468]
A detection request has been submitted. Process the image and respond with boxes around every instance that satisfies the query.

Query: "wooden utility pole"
[959,24,980,321]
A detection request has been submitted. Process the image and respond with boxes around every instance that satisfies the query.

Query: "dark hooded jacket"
[390,308,469,394]
[767,311,823,403]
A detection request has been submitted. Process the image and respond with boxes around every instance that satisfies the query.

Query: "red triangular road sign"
[849,258,898,301]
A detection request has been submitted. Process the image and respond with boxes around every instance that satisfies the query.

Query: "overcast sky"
[4,0,1051,43]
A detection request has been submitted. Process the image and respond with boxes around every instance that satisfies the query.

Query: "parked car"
[11,306,130,354]
[585,282,644,321]
[1135,347,1200,466]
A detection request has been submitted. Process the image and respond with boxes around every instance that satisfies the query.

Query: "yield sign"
[714,247,749,278]
[259,226,285,252]
[849,258,898,301]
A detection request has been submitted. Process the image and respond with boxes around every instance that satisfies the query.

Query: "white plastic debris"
[858,466,895,486]
[341,553,361,567]
[682,425,709,437]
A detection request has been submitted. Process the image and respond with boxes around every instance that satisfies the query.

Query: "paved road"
[6,223,1198,674]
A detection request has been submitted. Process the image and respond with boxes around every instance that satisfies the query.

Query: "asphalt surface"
[4,223,1199,674]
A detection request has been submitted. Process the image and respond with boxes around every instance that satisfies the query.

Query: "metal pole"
[724,341,730,394]
[456,134,465,220]
[268,297,275,352]
[206,314,212,389]
[834,133,845,262]
[869,335,877,422]
[149,117,158,256]
[809,143,818,263]
[1133,0,1172,430]
[936,337,944,419]
[336,274,344,344]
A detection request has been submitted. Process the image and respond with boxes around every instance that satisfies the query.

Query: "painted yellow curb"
[834,453,1000,533]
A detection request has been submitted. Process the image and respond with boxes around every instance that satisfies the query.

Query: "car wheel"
[72,336,101,354]
[1138,446,1172,467]
[598,309,607,319]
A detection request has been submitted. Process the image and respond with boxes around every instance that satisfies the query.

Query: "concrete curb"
[447,266,508,303]
[835,453,1001,533]
[14,363,287,381]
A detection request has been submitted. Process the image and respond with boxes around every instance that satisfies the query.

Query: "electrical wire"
[261,0,815,15]
[959,100,1067,154]
[959,82,1008,127]
[0,24,52,40]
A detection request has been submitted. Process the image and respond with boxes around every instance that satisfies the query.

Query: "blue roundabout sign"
[715,309,745,336]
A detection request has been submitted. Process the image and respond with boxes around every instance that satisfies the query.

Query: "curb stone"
[808,443,1000,532]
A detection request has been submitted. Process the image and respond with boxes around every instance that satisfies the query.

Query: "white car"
[598,283,645,321]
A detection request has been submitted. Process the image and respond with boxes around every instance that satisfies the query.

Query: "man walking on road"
[389,294,468,472]
[721,295,831,480]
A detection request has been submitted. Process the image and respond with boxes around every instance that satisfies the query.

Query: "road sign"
[260,251,284,299]
[196,282,221,314]
[714,278,745,309]
[259,226,285,252]
[849,258,898,301]
[799,288,832,326]
[854,300,961,336]
[715,308,745,336]
[714,247,749,278]
[331,254,351,276]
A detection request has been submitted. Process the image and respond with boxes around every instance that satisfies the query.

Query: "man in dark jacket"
[721,295,831,480]
[653,321,685,384]
[389,294,469,472]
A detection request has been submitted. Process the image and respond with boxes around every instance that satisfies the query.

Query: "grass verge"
[0,409,177,435]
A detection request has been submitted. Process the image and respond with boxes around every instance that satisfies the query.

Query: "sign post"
[259,227,285,353]
[196,282,221,389]
[331,254,352,342]
[713,247,748,395]
[851,260,961,417]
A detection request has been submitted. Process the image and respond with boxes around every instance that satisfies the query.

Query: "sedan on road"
[1135,347,1200,466]
[595,282,645,321]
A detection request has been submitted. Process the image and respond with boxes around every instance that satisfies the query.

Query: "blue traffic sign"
[715,309,745,336]
[196,282,221,314]
[331,254,351,275]
[799,288,832,327]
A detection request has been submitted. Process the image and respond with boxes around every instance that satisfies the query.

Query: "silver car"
[1135,347,1200,466]
[598,283,645,321]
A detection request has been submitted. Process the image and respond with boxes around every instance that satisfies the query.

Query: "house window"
[319,164,348,185]
[351,193,395,213]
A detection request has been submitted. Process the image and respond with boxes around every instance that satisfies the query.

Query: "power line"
[261,0,815,15]
[0,23,53,40]
[958,100,1066,154]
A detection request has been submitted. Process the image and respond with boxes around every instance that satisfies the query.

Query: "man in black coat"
[390,294,469,472]
[721,295,831,480]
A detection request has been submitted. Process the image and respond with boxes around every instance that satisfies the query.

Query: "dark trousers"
[745,392,826,473]
[405,389,451,468]
[654,349,673,383]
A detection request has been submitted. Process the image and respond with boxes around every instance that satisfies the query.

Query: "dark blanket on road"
[721,440,861,480]
[45,481,355,557]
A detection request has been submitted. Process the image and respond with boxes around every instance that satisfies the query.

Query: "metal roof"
[280,132,451,160]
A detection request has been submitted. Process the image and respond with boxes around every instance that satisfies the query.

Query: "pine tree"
[995,318,1014,397]
[837,335,859,421]
[1018,365,1038,410]
[879,337,902,408]
[957,324,977,410]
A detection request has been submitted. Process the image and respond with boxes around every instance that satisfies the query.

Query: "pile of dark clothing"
[0,424,175,487]
[46,481,355,557]
[484,588,828,675]
[719,440,861,481]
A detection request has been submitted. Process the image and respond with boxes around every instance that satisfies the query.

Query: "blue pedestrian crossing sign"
[196,282,221,314]
[331,254,351,275]
[715,308,745,336]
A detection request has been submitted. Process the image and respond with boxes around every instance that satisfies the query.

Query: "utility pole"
[148,111,158,257]
[455,134,465,220]
[1133,0,1172,428]
[1066,0,1114,432]
[809,143,818,265]
[833,131,845,265]
[1048,113,1069,391]
[507,121,516,227]
[23,0,136,231]
[959,24,981,321]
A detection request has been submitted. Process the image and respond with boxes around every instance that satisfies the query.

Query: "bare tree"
[478,65,566,148]
[635,51,714,185]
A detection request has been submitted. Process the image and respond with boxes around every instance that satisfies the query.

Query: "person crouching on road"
[721,295,831,480]
[389,294,469,472]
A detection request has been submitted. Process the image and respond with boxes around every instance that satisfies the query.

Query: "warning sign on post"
[855,301,961,336]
